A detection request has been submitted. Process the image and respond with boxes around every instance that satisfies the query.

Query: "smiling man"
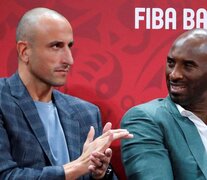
[121,29,207,179]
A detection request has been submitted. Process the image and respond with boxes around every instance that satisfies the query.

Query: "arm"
[121,107,174,180]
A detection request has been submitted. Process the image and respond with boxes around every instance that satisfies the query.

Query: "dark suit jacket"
[0,73,103,180]
[121,97,207,180]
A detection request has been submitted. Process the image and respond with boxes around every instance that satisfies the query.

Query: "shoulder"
[121,97,174,126]
[124,98,166,116]
[0,77,12,98]
[0,77,7,90]
[53,90,100,112]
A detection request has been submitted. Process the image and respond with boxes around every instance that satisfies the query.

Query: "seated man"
[121,29,207,179]
[0,7,133,179]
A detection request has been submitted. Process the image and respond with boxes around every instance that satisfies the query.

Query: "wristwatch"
[91,165,114,180]
[103,165,113,179]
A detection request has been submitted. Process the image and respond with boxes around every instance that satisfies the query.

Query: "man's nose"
[63,47,74,65]
[169,65,183,80]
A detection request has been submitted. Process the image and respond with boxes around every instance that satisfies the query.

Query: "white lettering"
[135,8,145,29]
[165,8,177,29]
[196,8,207,29]
[135,7,177,30]
[146,8,151,29]
[134,7,207,30]
[152,8,164,29]
[183,8,195,29]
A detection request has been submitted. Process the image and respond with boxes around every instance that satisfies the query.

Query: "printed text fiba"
[135,8,207,30]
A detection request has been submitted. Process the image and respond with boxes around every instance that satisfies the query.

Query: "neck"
[18,69,53,102]
[194,111,207,125]
[184,104,207,124]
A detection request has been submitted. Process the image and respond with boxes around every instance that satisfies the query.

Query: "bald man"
[121,29,207,180]
[0,7,133,180]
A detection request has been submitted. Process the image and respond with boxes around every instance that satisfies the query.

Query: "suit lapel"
[165,97,207,178]
[53,91,81,161]
[7,73,56,165]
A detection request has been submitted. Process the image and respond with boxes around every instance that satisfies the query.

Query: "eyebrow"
[167,56,174,61]
[167,56,195,62]
[47,40,74,47]
[48,41,63,46]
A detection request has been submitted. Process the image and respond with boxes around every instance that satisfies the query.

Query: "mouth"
[54,66,70,73]
[55,69,69,72]
[169,82,187,94]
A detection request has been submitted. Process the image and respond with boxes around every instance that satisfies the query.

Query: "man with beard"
[0,7,133,180]
[121,29,207,179]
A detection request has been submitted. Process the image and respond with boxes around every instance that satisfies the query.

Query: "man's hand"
[63,122,133,179]
[89,148,112,179]
[88,123,113,179]
[85,122,133,152]
[84,122,133,179]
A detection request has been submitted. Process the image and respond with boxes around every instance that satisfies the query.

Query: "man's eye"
[51,42,64,49]
[68,41,74,49]
[167,58,175,67]
[51,44,59,49]
[185,62,194,67]
[53,44,60,48]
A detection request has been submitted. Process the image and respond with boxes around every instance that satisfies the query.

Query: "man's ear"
[16,41,30,64]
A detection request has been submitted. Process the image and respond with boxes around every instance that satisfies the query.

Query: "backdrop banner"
[1,0,206,179]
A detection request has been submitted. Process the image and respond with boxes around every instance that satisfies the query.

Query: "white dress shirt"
[176,104,207,153]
